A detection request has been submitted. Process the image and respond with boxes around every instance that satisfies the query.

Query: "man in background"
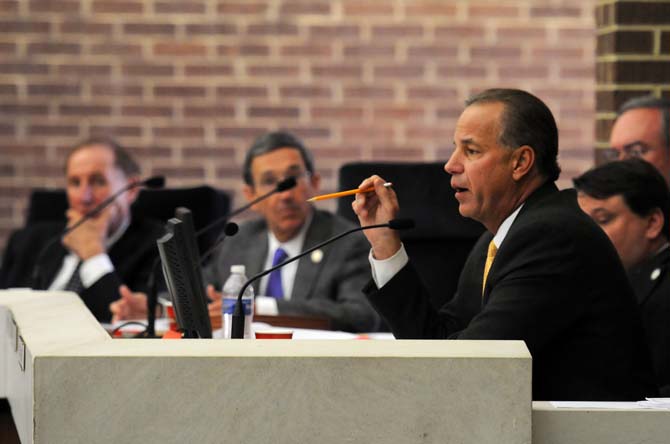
[574,158,670,395]
[609,96,670,184]
[352,88,655,400]
[112,131,380,332]
[0,137,164,322]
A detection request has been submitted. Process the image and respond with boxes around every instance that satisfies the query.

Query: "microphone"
[30,176,165,289]
[230,218,415,339]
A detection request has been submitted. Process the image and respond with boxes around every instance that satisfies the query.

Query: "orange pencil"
[307,182,392,202]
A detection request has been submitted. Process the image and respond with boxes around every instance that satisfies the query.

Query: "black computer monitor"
[156,216,212,338]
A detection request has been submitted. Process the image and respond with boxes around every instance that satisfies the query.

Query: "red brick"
[557,27,595,40]
[154,42,208,57]
[407,45,458,58]
[216,127,268,139]
[217,44,270,56]
[311,106,364,120]
[2,103,48,115]
[247,65,300,77]
[560,66,595,79]
[406,86,458,100]
[469,5,519,18]
[153,126,205,138]
[29,0,79,13]
[530,6,582,18]
[373,105,425,120]
[0,20,50,33]
[343,3,393,15]
[0,63,48,75]
[437,65,488,79]
[217,2,268,14]
[216,86,268,99]
[186,23,237,35]
[497,26,547,40]
[184,64,234,76]
[58,64,112,76]
[498,66,549,79]
[0,163,15,176]
[154,86,207,98]
[27,42,81,55]
[183,105,235,118]
[92,1,143,13]
[312,64,362,79]
[343,45,395,58]
[280,1,330,15]
[531,47,584,60]
[90,125,142,137]
[122,105,173,118]
[470,46,522,61]
[152,166,205,179]
[436,25,486,39]
[0,122,15,136]
[343,86,395,100]
[436,107,464,119]
[182,146,236,159]
[341,125,395,142]
[123,64,174,77]
[127,145,173,158]
[91,83,143,96]
[372,25,423,39]
[0,84,17,95]
[247,23,299,36]
[282,127,330,139]
[123,23,175,35]
[405,125,454,140]
[374,65,424,79]
[0,42,15,54]
[371,146,424,159]
[281,45,333,57]
[405,2,456,16]
[155,1,206,14]
[0,1,19,13]
[60,21,114,35]
[248,106,300,118]
[90,43,142,56]
[308,25,360,39]
[0,144,46,156]
[59,104,112,116]
[280,86,332,99]
[28,124,79,137]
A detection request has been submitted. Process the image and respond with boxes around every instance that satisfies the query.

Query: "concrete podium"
[1,290,532,444]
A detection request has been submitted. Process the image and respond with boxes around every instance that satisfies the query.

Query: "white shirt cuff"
[369,243,409,289]
[79,253,115,289]
[255,296,279,316]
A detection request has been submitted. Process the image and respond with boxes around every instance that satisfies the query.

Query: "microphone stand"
[230,219,415,339]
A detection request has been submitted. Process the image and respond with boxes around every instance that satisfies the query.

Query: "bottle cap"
[230,264,246,274]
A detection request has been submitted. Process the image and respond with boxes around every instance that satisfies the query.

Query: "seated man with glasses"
[608,96,670,184]
[111,131,380,332]
[205,130,379,331]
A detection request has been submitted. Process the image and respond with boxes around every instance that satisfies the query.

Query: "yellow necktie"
[482,240,497,296]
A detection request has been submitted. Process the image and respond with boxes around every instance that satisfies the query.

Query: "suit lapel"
[244,227,269,278]
[292,211,328,301]
[630,248,670,306]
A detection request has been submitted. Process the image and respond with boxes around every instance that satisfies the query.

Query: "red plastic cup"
[255,330,294,339]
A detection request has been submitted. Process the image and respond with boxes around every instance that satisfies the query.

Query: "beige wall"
[0,0,596,251]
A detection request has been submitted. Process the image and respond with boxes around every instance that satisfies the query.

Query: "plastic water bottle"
[221,265,254,339]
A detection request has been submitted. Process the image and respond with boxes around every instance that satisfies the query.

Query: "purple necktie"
[266,247,288,299]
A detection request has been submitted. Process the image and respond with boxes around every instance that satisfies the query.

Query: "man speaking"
[352,89,656,401]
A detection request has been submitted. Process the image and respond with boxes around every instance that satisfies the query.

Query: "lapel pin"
[311,249,323,264]
[650,268,661,281]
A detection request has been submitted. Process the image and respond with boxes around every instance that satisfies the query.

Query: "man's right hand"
[207,285,222,329]
[351,175,402,260]
[110,285,148,322]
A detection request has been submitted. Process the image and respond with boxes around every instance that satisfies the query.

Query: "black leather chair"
[25,186,231,255]
[337,162,485,308]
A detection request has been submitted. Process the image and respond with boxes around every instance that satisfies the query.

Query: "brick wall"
[595,0,670,163]
[0,0,596,252]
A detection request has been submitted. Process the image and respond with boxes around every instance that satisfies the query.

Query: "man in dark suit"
[204,131,379,332]
[0,138,163,323]
[112,131,379,332]
[574,158,670,396]
[352,88,656,400]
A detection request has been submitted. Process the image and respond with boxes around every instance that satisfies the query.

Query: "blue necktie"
[266,248,288,299]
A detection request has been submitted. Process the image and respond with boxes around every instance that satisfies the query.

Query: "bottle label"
[222,298,252,315]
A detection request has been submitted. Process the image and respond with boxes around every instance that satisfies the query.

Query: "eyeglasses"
[603,142,655,161]
[256,170,311,191]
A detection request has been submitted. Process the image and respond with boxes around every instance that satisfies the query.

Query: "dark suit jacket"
[0,219,164,323]
[204,209,380,332]
[365,182,657,401]
[629,246,670,396]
